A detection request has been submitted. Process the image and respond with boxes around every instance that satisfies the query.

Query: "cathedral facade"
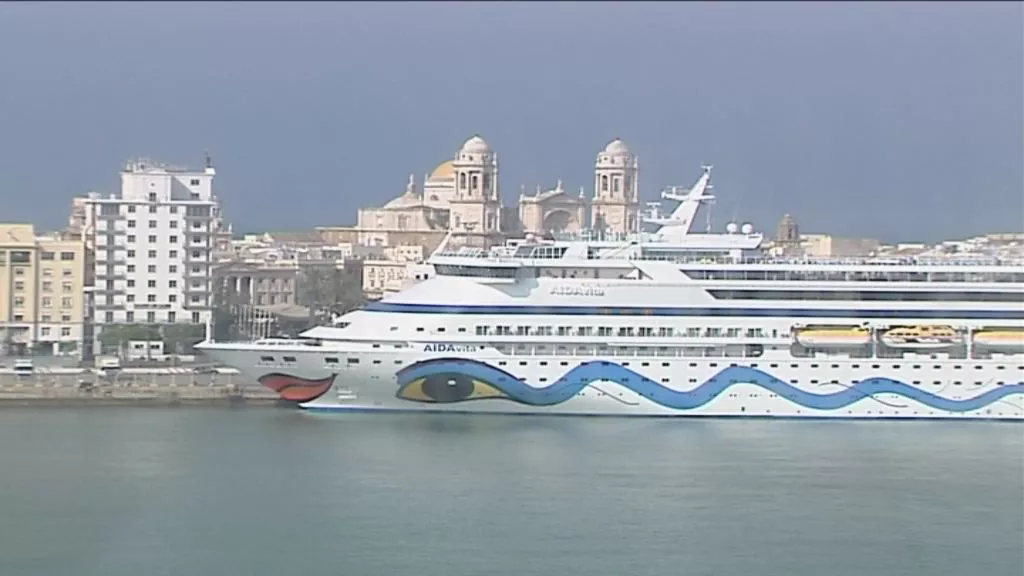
[351,135,642,250]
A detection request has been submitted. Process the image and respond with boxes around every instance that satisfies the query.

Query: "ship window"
[912,365,921,369]
[662,362,670,367]
[661,378,669,383]
[539,378,548,383]
[975,365,983,370]
[283,356,296,363]
[810,364,819,368]
[892,365,901,369]
[996,365,1005,370]
[539,361,548,366]
[457,327,466,333]
[372,344,381,348]
[390,326,398,331]
[933,365,941,370]
[871,364,880,369]
[394,360,403,365]
[325,357,339,364]
[518,361,527,366]
[259,355,274,362]
[498,361,507,366]
[416,327,424,332]
[851,364,860,369]
[437,327,446,333]
[372,360,381,365]
[770,363,778,368]
[347,358,359,364]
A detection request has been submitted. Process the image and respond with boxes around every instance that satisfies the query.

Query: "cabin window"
[259,356,274,362]
[347,358,359,364]
[283,356,296,363]
[325,357,339,364]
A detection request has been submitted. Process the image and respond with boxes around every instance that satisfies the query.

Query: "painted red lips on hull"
[257,373,336,403]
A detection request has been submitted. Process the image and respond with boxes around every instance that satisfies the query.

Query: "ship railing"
[430,249,1024,269]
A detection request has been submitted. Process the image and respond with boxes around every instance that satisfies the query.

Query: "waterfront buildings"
[78,157,228,328]
[0,223,86,355]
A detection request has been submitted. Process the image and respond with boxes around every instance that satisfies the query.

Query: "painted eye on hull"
[396,373,510,404]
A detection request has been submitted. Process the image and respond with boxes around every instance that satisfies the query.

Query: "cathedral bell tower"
[448,135,502,248]
[591,138,640,236]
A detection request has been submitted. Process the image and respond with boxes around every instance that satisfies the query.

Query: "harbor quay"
[0,369,279,406]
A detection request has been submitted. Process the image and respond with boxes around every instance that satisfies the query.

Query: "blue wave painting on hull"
[394,358,1024,412]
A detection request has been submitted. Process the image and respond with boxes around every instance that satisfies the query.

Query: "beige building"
[801,234,881,258]
[0,223,87,356]
[518,180,589,237]
[362,260,411,300]
[212,261,299,308]
[321,135,643,257]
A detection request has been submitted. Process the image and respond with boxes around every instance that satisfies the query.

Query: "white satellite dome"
[741,223,754,234]
[726,222,739,234]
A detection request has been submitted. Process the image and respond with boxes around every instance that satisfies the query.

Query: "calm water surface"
[0,407,1021,576]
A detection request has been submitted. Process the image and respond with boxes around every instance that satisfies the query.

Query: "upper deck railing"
[431,248,1024,269]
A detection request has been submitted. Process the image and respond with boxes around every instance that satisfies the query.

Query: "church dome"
[460,135,491,154]
[383,175,422,209]
[603,138,630,157]
[428,160,455,182]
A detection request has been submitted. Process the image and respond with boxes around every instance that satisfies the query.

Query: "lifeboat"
[794,325,872,348]
[880,325,961,350]
[972,329,1024,353]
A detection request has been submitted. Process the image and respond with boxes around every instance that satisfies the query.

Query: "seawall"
[0,373,281,407]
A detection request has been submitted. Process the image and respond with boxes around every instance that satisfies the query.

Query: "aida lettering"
[423,344,479,353]
[549,285,606,296]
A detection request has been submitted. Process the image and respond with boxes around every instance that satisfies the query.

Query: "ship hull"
[199,343,1024,421]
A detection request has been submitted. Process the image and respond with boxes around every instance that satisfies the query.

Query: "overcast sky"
[0,2,1020,242]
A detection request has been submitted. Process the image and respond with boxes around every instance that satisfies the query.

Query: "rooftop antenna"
[204,150,212,169]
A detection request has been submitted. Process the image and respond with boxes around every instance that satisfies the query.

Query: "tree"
[162,323,205,354]
[97,324,161,355]
[210,270,246,341]
[298,262,366,328]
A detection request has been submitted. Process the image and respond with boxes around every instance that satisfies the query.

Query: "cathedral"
[352,135,642,250]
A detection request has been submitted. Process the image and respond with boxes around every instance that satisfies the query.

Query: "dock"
[0,370,280,407]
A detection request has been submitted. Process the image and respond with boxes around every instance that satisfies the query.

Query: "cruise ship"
[197,166,1024,420]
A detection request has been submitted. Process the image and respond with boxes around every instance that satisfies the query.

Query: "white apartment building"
[83,157,223,327]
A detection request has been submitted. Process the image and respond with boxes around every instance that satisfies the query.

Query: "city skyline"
[0,2,1020,243]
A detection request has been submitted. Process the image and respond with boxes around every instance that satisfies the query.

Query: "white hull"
[199,343,1024,421]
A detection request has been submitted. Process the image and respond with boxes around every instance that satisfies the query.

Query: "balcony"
[94,258,127,267]
[94,271,128,281]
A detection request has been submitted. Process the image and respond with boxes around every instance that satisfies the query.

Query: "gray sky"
[0,1,1020,242]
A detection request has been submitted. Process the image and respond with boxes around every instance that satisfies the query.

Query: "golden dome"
[428,160,455,182]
